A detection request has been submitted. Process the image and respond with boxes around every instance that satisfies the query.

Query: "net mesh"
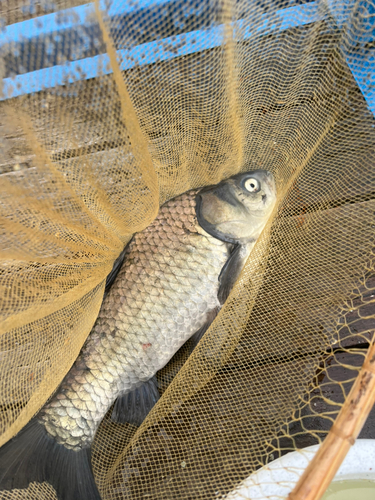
[0,0,374,498]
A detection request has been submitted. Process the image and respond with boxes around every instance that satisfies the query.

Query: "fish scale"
[39,190,231,450]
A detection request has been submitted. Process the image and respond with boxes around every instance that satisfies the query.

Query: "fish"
[0,170,276,500]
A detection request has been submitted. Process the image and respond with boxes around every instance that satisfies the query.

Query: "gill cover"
[196,170,276,244]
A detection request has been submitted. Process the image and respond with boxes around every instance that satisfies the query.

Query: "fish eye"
[243,178,260,193]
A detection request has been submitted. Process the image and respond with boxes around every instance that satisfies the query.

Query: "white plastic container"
[225,439,375,500]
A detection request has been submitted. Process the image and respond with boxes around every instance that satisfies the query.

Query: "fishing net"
[1,0,375,498]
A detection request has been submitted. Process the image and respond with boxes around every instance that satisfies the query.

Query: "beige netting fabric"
[1,0,375,498]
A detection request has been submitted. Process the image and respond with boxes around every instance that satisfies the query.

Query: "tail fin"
[0,419,101,500]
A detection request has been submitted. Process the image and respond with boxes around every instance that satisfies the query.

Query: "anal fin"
[189,307,219,353]
[111,376,160,427]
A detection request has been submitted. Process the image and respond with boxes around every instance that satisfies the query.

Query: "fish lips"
[196,171,276,244]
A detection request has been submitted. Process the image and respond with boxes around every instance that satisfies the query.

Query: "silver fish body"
[0,170,276,500]
[39,190,230,449]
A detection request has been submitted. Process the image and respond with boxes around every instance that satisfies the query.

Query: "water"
[322,480,375,500]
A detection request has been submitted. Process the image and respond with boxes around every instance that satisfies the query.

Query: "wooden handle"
[289,335,375,500]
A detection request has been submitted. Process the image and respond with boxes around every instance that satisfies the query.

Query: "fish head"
[196,170,277,244]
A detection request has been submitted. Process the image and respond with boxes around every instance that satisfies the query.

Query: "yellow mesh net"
[1,0,375,498]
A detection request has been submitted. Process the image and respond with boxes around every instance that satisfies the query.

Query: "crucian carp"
[0,170,276,500]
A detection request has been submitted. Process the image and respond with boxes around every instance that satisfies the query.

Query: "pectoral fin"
[218,244,248,304]
[111,376,160,426]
